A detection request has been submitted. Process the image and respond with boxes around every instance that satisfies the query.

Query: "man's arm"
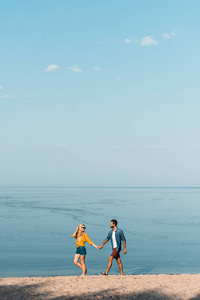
[120,230,127,254]
[123,241,127,254]
[98,231,111,249]
[98,239,108,249]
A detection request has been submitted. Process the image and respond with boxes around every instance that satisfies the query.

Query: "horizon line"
[0,186,200,189]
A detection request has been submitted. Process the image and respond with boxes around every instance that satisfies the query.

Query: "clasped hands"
[97,245,103,250]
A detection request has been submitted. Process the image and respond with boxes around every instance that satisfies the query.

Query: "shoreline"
[1,274,200,299]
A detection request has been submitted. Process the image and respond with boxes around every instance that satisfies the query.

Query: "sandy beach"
[1,274,200,300]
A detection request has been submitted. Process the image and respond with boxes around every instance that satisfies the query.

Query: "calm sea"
[1,187,200,277]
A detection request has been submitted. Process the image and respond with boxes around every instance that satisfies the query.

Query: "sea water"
[1,187,200,277]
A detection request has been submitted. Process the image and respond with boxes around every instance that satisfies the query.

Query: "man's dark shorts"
[111,247,120,259]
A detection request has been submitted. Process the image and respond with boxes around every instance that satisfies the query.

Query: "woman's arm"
[85,234,99,249]
[72,226,78,237]
[80,233,99,249]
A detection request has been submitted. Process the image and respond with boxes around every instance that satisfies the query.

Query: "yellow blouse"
[72,233,93,247]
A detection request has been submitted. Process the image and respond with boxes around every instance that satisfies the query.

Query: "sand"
[1,274,200,300]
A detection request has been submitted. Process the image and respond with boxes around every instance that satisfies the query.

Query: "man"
[99,219,127,275]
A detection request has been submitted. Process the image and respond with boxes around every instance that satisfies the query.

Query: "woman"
[72,224,98,276]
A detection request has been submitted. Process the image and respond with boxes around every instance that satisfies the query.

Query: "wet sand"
[1,274,200,300]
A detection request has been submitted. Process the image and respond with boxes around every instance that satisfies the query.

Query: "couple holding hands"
[72,219,127,276]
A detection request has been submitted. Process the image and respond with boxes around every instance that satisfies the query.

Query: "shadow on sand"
[50,289,178,300]
[0,282,49,300]
[1,281,200,300]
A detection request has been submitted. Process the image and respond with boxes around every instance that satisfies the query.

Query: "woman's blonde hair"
[75,224,86,239]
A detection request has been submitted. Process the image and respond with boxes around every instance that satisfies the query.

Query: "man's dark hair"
[111,219,118,226]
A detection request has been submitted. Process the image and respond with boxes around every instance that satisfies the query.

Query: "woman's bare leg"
[80,255,86,275]
[73,254,83,270]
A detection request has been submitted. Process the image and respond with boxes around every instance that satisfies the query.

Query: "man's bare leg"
[105,256,114,274]
[116,257,124,275]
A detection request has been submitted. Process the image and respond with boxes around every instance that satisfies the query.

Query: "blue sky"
[0,0,200,186]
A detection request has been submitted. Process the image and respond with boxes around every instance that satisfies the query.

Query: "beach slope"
[1,274,200,300]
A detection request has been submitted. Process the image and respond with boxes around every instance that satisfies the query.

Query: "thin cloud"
[124,38,131,44]
[162,33,172,40]
[103,146,136,150]
[26,94,33,98]
[42,144,53,148]
[0,94,12,99]
[94,67,101,71]
[69,66,82,72]
[104,146,121,150]
[44,65,59,72]
[56,144,68,148]
[140,36,158,46]
[0,85,5,90]
[42,144,68,149]
[162,32,175,40]
[142,145,165,149]
[103,145,164,150]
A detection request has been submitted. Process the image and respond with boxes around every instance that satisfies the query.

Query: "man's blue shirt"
[106,228,126,252]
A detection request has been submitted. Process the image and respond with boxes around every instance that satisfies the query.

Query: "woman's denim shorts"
[76,246,87,255]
